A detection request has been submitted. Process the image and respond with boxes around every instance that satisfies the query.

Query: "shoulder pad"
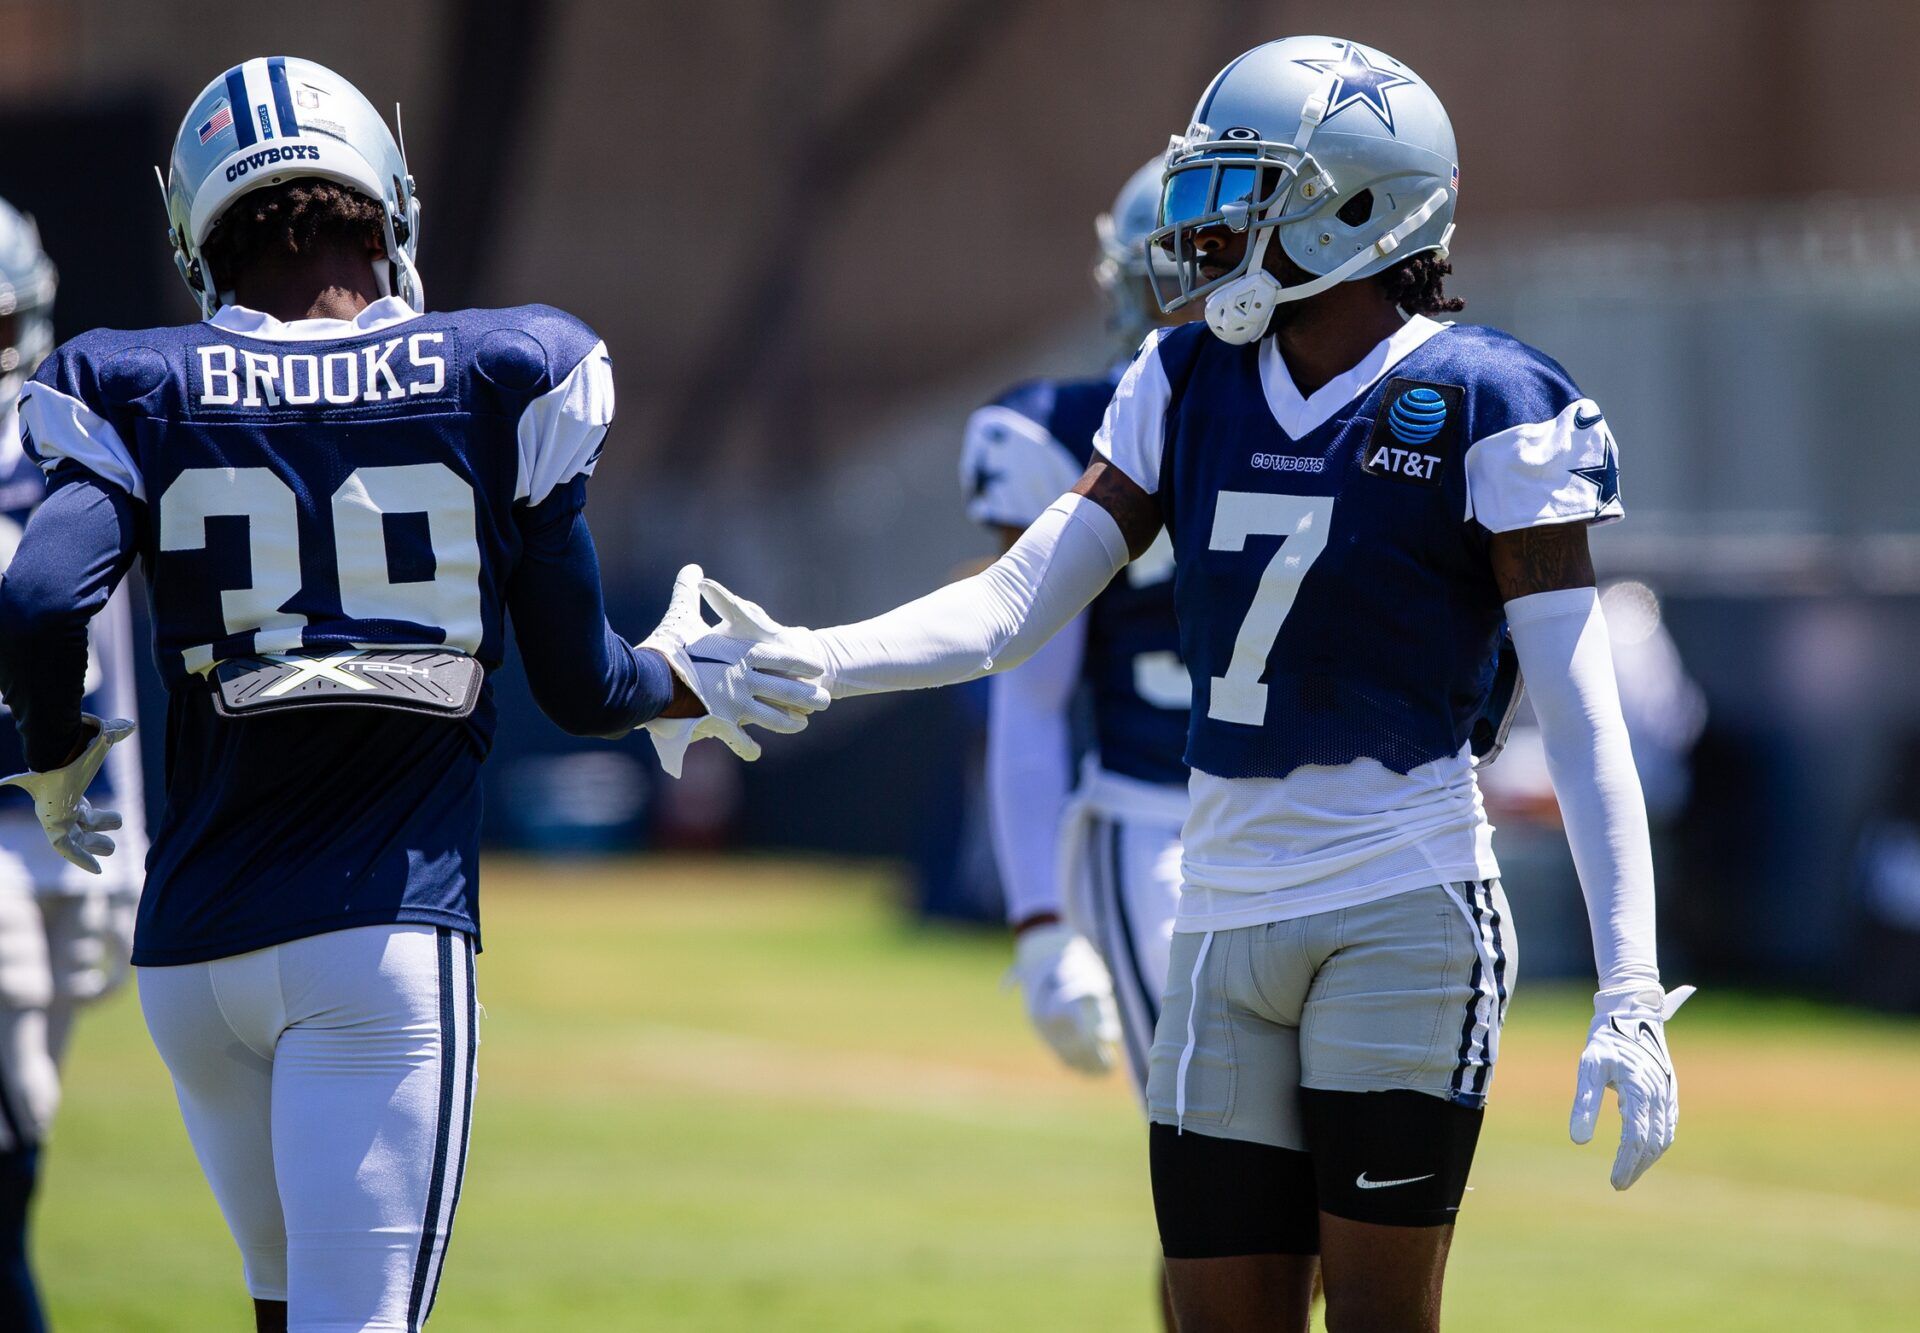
[35,331,172,410]
[1429,324,1585,442]
[473,305,604,395]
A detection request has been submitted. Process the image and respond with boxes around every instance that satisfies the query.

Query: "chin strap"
[1204,185,1452,345]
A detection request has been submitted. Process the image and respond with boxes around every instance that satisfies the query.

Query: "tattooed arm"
[1489,521,1596,601]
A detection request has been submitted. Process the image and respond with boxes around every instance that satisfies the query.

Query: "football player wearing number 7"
[0,57,821,1333]
[694,36,1691,1332]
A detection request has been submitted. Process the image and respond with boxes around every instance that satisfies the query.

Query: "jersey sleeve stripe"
[1462,398,1621,533]
[515,339,614,505]
[1093,329,1174,495]
[17,382,146,501]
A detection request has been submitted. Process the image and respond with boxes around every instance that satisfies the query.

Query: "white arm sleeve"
[986,612,1086,925]
[814,494,1129,698]
[1507,586,1660,993]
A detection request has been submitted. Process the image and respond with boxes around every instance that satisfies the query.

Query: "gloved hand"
[1009,922,1121,1076]
[60,885,141,1003]
[638,565,829,777]
[698,574,835,696]
[1570,983,1695,1190]
[0,714,135,874]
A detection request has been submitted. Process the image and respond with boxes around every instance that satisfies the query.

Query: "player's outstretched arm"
[1491,522,1693,1191]
[708,463,1159,702]
[505,494,827,777]
[0,470,139,872]
[507,493,687,739]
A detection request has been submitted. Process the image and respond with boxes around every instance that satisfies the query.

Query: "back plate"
[211,650,484,719]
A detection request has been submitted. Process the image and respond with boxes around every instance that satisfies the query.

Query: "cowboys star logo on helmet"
[1146,36,1458,344]
[1292,41,1416,133]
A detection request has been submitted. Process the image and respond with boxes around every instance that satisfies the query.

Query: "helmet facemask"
[1147,137,1325,312]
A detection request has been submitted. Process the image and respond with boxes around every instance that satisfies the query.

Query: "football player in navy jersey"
[960,156,1196,1325]
[695,36,1691,1331]
[0,58,822,1332]
[0,195,148,1333]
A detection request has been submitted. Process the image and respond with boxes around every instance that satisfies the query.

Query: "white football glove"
[1009,922,1121,1076]
[680,576,832,696]
[1570,983,1695,1190]
[0,714,135,874]
[638,565,830,777]
[61,885,140,1003]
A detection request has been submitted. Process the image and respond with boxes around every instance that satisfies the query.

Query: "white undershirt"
[1176,749,1499,930]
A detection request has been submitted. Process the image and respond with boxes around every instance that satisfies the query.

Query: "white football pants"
[138,924,478,1332]
[1058,766,1185,1098]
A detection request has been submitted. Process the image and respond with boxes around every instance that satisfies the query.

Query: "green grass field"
[35,857,1920,1330]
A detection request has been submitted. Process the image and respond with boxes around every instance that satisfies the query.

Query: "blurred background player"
[964,157,1191,1079]
[959,155,1196,1326]
[0,194,146,1333]
[0,57,817,1332]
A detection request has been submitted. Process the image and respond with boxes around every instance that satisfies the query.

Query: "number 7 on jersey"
[1206,492,1336,725]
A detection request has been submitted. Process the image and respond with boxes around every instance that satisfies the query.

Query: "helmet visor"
[1148,146,1312,314]
[1160,154,1262,231]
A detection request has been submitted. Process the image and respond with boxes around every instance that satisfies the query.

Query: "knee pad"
[1149,1122,1319,1258]
[1301,1087,1484,1226]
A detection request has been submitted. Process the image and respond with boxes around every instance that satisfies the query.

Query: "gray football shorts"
[1145,881,1515,1150]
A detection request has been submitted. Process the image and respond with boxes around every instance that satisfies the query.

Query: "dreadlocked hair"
[1378,252,1464,316]
[200,180,386,289]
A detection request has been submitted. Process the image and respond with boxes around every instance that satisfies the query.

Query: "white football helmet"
[1092,156,1166,354]
[160,57,422,318]
[1148,36,1458,344]
[0,195,56,414]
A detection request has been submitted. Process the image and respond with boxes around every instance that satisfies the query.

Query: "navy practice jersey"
[961,368,1188,785]
[1099,316,1621,784]
[16,298,614,962]
[0,407,146,859]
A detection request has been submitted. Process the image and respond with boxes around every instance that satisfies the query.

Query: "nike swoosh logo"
[688,654,731,666]
[1610,1016,1674,1087]
[1573,408,1604,430]
[1355,1172,1435,1190]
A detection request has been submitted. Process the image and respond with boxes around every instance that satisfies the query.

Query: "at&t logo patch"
[1361,378,1463,487]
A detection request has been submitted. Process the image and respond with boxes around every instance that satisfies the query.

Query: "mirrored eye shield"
[1156,139,1331,234]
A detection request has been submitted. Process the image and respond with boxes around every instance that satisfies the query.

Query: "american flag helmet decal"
[196,99,233,145]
